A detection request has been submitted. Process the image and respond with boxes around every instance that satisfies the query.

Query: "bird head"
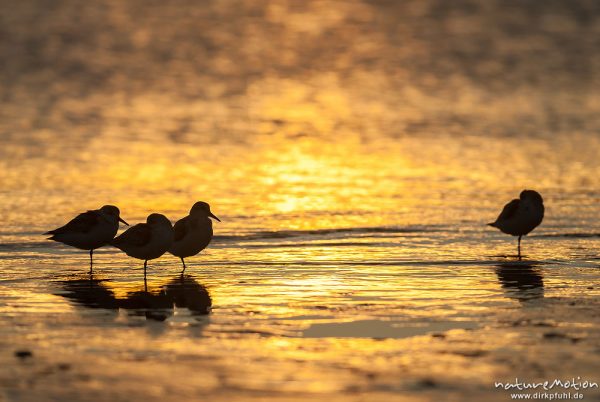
[190,201,221,222]
[519,190,544,205]
[147,213,172,227]
[100,205,129,225]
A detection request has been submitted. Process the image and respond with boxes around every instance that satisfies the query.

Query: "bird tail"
[487,222,497,227]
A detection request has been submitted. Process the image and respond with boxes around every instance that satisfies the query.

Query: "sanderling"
[488,190,544,259]
[45,205,129,272]
[169,201,220,272]
[112,213,174,275]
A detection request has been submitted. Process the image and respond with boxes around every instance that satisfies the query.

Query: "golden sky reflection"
[3,128,600,236]
[1,1,600,400]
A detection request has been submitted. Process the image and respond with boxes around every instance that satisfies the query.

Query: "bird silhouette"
[112,213,174,276]
[45,205,129,273]
[169,201,220,272]
[488,190,544,259]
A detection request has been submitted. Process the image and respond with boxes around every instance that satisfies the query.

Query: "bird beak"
[209,212,221,222]
[119,217,130,226]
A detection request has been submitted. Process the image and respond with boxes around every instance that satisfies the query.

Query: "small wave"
[533,233,600,238]
[0,241,52,251]
[242,241,386,249]
[203,259,552,267]
[0,225,439,252]
[0,242,123,253]
[214,225,440,242]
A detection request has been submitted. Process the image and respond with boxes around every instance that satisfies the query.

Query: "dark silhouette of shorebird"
[45,205,129,273]
[112,213,174,276]
[59,274,211,321]
[169,201,220,272]
[488,190,544,260]
[496,263,544,302]
[60,277,120,310]
[164,274,212,315]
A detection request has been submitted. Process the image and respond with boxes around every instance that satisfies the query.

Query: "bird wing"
[45,211,100,235]
[494,199,520,223]
[173,216,189,242]
[112,223,152,247]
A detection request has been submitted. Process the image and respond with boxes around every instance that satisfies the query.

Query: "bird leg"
[89,249,94,274]
[517,235,522,261]
[181,258,186,274]
[143,260,148,291]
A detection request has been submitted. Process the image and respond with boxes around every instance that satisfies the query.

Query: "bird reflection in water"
[495,263,544,302]
[59,274,212,321]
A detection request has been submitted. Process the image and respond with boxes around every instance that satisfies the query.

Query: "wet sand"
[2,1,600,401]
[1,253,599,401]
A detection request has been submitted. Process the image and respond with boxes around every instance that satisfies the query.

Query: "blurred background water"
[1,1,600,401]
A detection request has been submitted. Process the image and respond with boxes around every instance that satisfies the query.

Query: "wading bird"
[170,201,220,272]
[112,213,174,276]
[45,205,129,273]
[488,190,544,259]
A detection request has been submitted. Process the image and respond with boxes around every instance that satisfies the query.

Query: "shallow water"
[1,1,600,401]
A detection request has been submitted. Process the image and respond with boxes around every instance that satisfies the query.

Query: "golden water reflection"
[2,1,600,400]
[495,263,544,303]
[59,274,212,321]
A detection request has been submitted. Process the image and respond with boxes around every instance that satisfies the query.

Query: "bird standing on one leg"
[112,213,174,277]
[488,190,544,260]
[45,205,129,273]
[169,201,220,273]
